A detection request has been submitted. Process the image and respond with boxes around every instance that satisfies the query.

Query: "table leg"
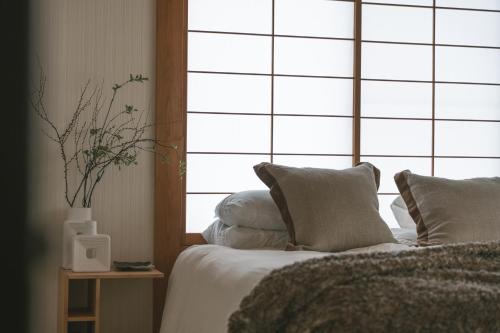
[94,278,101,333]
[58,270,69,333]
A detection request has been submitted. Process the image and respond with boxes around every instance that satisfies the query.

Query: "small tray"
[113,261,155,271]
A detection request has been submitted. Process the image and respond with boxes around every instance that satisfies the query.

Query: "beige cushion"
[395,170,500,246]
[254,162,396,252]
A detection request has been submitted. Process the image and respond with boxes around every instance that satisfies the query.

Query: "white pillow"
[215,190,286,231]
[390,196,415,229]
[391,228,417,246]
[202,219,289,250]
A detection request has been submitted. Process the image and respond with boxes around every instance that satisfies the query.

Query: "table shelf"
[58,268,164,333]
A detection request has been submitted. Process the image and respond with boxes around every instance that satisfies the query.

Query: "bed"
[155,167,500,332]
[160,240,500,333]
[159,242,411,333]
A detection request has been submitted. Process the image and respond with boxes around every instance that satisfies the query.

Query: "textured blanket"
[228,242,500,333]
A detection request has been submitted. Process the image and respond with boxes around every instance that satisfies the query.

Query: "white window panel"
[274,77,353,116]
[435,121,500,157]
[273,155,353,169]
[273,116,353,154]
[360,157,432,193]
[187,154,270,192]
[187,114,270,153]
[363,5,433,43]
[378,195,399,228]
[274,37,353,77]
[188,0,272,34]
[361,119,432,156]
[186,194,229,233]
[436,47,500,84]
[361,81,432,118]
[188,73,271,114]
[437,10,500,47]
[435,84,500,120]
[275,0,353,38]
[436,0,500,11]
[362,43,432,81]
[188,32,271,73]
[435,158,500,179]
[364,0,433,5]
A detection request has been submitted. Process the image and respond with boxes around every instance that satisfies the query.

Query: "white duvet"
[160,242,412,333]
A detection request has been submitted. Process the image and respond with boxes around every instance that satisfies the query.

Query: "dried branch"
[31,71,179,208]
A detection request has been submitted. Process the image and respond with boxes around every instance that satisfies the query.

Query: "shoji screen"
[186,0,355,232]
[360,0,500,226]
[360,0,434,226]
[185,0,500,231]
[434,3,500,180]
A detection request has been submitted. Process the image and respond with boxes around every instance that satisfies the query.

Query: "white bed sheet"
[160,242,412,333]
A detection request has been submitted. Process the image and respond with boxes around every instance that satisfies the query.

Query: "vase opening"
[67,207,92,221]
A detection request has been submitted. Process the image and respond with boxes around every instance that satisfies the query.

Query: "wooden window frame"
[154,0,187,332]
[154,1,500,331]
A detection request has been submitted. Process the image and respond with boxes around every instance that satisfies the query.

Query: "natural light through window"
[186,0,500,232]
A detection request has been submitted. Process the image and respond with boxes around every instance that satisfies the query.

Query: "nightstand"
[58,268,164,333]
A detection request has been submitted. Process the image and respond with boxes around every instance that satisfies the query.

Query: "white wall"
[29,1,156,332]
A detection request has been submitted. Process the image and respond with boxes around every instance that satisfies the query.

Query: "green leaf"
[124,104,134,114]
[89,128,101,135]
[179,160,186,176]
[129,74,149,83]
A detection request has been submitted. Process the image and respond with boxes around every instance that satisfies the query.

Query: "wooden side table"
[58,268,164,333]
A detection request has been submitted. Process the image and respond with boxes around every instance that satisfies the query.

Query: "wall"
[29,1,156,332]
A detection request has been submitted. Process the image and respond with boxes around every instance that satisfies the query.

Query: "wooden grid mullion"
[187,111,500,123]
[352,0,362,165]
[187,192,401,195]
[270,0,275,163]
[189,70,500,86]
[188,29,500,51]
[189,29,355,42]
[363,2,500,13]
[431,0,436,175]
[187,152,500,159]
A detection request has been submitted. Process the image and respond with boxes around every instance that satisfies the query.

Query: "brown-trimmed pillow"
[253,162,396,252]
[395,170,500,246]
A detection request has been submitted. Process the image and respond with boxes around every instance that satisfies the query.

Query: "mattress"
[159,242,412,333]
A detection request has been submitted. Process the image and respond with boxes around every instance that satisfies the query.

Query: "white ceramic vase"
[62,207,97,269]
[67,207,92,221]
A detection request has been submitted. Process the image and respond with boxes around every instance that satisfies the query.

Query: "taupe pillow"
[253,162,396,252]
[395,170,500,246]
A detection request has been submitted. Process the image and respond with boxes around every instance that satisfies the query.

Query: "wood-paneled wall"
[29,1,156,332]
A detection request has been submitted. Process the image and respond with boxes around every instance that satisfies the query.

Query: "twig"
[31,71,177,207]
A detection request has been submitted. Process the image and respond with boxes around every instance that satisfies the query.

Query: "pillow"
[390,196,415,229]
[395,170,500,246]
[391,228,418,246]
[254,162,396,252]
[202,219,289,250]
[215,190,286,231]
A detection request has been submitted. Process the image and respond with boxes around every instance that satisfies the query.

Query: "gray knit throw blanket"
[228,242,500,333]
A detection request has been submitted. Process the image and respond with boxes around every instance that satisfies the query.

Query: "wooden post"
[94,279,101,333]
[58,269,69,333]
[154,0,188,331]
